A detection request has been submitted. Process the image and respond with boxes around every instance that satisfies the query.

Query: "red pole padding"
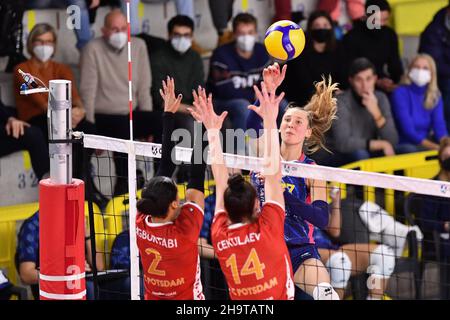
[39,179,86,300]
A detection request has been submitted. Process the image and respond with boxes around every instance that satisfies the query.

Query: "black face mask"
[310,29,333,43]
[441,158,450,171]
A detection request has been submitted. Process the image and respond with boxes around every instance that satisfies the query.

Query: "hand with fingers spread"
[160,76,183,113]
[248,82,285,123]
[189,87,227,131]
[5,117,30,139]
[262,62,287,94]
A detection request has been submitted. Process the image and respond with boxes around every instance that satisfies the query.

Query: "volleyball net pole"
[125,0,141,300]
[27,79,87,300]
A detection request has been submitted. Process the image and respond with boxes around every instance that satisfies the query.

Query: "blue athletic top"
[312,227,340,250]
[250,154,318,246]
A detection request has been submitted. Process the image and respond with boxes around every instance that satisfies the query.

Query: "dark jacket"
[419,7,450,80]
[342,20,404,84]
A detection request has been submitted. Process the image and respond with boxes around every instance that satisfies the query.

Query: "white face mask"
[33,45,54,63]
[236,34,256,52]
[108,32,127,50]
[171,36,192,54]
[409,68,432,87]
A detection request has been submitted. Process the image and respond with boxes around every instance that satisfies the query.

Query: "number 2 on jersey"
[145,248,165,276]
[225,248,266,285]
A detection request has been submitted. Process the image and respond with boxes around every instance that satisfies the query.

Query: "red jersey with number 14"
[211,201,294,300]
[136,202,205,300]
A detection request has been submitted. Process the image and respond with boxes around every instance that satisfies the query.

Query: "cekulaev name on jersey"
[144,275,185,288]
[217,232,261,252]
[136,226,178,248]
[229,276,278,297]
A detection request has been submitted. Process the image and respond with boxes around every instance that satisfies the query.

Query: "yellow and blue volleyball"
[264,20,306,61]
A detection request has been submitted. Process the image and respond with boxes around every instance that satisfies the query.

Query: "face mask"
[171,36,192,54]
[236,34,256,52]
[441,157,450,171]
[108,32,127,50]
[409,68,431,87]
[33,45,54,63]
[310,29,332,43]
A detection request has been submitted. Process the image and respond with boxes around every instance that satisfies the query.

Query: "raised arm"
[189,88,228,213]
[156,77,182,178]
[248,82,285,208]
[185,90,209,209]
[247,63,287,156]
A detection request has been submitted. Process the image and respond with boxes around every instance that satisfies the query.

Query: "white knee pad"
[325,252,352,289]
[367,245,396,279]
[312,282,340,300]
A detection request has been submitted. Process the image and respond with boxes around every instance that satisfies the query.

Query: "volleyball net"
[81,132,450,300]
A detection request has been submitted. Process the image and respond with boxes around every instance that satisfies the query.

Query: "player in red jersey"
[136,77,207,300]
[188,83,295,300]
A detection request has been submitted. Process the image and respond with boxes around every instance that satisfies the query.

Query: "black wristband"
[187,123,208,192]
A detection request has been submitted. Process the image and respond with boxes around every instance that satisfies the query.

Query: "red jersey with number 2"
[211,201,294,300]
[136,202,205,300]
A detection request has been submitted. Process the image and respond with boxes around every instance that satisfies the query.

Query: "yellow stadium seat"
[389,0,448,36]
[0,201,101,285]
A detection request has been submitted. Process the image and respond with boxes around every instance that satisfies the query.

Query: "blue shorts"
[288,244,321,274]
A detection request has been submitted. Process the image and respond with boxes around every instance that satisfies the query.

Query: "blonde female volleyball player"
[135,77,206,300]
[247,63,340,300]
[188,85,295,300]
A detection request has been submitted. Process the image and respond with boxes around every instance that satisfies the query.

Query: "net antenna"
[125,0,141,300]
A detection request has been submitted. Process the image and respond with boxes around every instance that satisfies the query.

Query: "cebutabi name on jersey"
[217,232,261,252]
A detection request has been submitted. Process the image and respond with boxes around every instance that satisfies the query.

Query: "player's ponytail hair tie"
[137,194,158,215]
[225,174,257,223]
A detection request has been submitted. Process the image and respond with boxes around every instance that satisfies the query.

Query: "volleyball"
[264,20,306,61]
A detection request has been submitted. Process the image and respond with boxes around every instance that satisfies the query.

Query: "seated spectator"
[80,9,161,196]
[151,15,204,148]
[318,0,365,23]
[0,99,49,180]
[13,23,95,181]
[25,0,98,50]
[281,10,344,107]
[391,54,448,151]
[331,58,401,163]
[419,137,450,299]
[419,3,450,132]
[15,211,104,300]
[207,13,271,134]
[342,0,403,93]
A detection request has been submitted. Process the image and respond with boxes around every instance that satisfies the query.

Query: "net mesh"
[82,133,450,300]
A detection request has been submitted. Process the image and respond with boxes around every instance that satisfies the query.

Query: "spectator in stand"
[151,15,204,147]
[419,137,450,299]
[331,58,402,163]
[25,0,99,50]
[207,13,271,134]
[13,23,95,181]
[391,54,448,152]
[419,2,450,131]
[80,9,161,196]
[281,10,344,107]
[342,0,403,93]
[16,211,104,300]
[317,0,365,23]
[0,99,49,180]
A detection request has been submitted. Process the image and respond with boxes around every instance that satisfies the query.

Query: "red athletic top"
[211,201,295,300]
[136,202,205,300]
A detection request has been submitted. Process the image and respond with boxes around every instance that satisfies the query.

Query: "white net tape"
[83,133,450,199]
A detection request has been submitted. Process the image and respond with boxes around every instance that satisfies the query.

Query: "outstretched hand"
[189,87,227,131]
[262,62,287,94]
[248,82,285,123]
[160,76,182,113]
